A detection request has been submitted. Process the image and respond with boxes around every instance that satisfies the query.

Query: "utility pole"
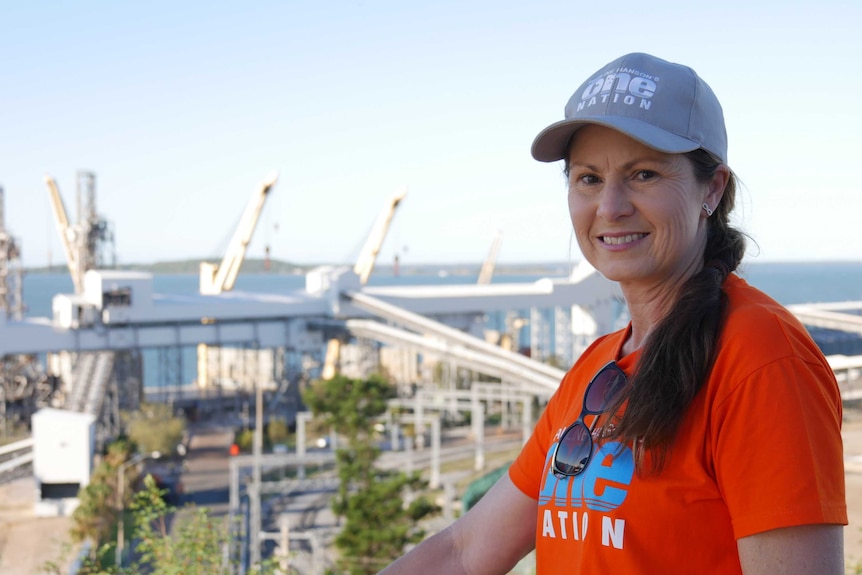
[278,516,290,573]
[250,347,263,568]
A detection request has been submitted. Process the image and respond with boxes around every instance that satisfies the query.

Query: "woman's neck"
[619,281,686,355]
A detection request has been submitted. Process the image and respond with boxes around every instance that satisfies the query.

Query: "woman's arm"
[737,524,843,575]
[378,473,537,575]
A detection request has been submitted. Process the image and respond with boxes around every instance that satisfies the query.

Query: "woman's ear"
[705,164,731,211]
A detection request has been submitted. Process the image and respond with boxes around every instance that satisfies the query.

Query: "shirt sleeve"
[711,354,847,539]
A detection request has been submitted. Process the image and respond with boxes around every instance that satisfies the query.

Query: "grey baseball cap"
[531,53,727,163]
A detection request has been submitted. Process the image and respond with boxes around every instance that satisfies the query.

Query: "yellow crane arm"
[44,174,83,293]
[353,187,406,286]
[477,231,503,285]
[200,171,278,294]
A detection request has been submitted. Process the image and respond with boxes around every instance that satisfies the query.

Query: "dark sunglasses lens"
[555,423,592,476]
[585,367,626,413]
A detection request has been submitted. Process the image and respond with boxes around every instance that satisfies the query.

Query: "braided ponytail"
[602,149,746,472]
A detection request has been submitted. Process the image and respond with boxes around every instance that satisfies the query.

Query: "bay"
[20,261,862,319]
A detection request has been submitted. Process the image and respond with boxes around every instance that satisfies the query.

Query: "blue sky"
[2,0,860,268]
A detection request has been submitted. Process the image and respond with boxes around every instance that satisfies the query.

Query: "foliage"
[302,373,395,441]
[235,428,255,452]
[332,470,438,573]
[302,373,439,575]
[129,474,229,575]
[48,446,283,575]
[40,542,121,575]
[70,478,117,549]
[266,417,290,446]
[46,474,260,575]
[70,440,135,549]
[124,403,186,456]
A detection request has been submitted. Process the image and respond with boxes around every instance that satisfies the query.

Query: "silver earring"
[702,203,713,217]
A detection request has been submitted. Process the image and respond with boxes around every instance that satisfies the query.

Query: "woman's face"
[567,125,723,292]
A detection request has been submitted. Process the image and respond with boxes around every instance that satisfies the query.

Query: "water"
[21,262,862,319]
[737,261,862,305]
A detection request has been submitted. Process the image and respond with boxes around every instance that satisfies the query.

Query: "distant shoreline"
[22,259,575,277]
[22,258,862,277]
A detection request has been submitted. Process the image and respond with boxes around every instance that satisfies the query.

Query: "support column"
[522,397,532,445]
[250,375,263,568]
[414,393,425,450]
[389,419,400,451]
[473,399,485,471]
[430,416,441,489]
[277,515,290,574]
[405,423,414,475]
[296,412,311,479]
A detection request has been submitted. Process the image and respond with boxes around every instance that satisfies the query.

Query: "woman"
[379,53,846,574]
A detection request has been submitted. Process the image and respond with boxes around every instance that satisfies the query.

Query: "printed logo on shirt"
[538,438,634,549]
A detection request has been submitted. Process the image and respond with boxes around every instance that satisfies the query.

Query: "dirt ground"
[0,478,79,575]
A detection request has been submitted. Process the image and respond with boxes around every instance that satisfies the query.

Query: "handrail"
[0,437,34,457]
[0,452,33,475]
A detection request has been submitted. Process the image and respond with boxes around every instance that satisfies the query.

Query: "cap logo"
[577,69,658,113]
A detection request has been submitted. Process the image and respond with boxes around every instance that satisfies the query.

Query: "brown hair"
[568,148,746,472]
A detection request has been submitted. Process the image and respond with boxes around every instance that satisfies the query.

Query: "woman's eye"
[578,174,600,185]
[635,170,657,181]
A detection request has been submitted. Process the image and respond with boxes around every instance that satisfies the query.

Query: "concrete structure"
[31,407,95,516]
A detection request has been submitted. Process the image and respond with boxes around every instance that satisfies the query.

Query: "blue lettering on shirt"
[539,441,633,511]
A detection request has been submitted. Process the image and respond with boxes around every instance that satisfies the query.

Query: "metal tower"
[0,186,24,320]
[77,171,116,272]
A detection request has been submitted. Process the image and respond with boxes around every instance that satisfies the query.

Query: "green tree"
[266,417,290,447]
[48,457,276,574]
[130,474,229,575]
[70,440,134,554]
[302,373,439,575]
[124,403,186,456]
[235,428,254,452]
[41,543,120,575]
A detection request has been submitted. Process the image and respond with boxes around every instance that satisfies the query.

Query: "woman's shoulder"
[717,273,832,377]
[722,274,811,340]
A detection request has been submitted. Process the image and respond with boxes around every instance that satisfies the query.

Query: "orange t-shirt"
[509,274,847,573]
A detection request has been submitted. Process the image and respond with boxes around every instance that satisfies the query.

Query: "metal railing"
[0,437,34,484]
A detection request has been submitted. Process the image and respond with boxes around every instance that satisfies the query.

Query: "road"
[176,423,234,515]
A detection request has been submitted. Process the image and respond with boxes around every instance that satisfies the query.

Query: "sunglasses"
[551,361,628,478]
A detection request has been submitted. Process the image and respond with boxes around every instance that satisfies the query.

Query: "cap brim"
[530,116,703,163]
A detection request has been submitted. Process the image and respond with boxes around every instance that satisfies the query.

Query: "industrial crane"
[44,172,114,295]
[44,175,85,294]
[44,173,125,433]
[322,188,407,379]
[353,187,406,286]
[197,171,278,389]
[199,171,279,295]
[477,230,503,285]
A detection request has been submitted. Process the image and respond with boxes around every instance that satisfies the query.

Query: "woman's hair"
[568,148,746,472]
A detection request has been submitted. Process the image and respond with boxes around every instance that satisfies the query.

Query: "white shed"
[31,407,96,516]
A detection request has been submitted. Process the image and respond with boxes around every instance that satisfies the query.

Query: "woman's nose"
[596,180,633,221]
